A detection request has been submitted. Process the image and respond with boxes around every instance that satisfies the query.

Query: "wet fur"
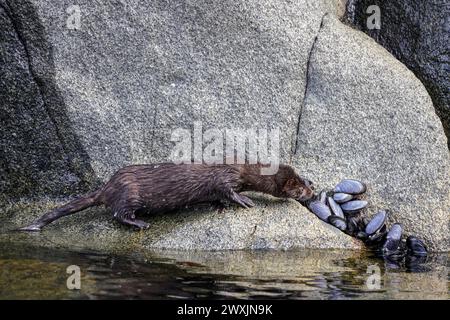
[20,163,314,231]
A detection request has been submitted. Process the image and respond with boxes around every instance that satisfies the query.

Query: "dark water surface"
[0,242,448,300]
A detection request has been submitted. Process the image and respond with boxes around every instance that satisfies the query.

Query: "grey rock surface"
[293,15,450,251]
[0,0,343,191]
[346,0,450,149]
[0,1,97,201]
[0,0,448,251]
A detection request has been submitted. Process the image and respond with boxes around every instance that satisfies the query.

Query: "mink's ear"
[282,179,298,193]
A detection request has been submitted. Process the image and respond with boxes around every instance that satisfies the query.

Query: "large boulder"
[0,0,448,251]
[293,15,449,251]
[346,0,450,149]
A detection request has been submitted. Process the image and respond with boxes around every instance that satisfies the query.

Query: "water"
[0,242,448,299]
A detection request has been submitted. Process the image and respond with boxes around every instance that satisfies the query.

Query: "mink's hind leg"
[110,189,149,230]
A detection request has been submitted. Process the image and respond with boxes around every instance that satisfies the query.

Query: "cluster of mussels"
[303,179,428,263]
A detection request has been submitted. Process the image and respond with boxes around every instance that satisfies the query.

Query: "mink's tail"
[18,189,103,231]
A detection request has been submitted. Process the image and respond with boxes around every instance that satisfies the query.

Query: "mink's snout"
[296,185,315,203]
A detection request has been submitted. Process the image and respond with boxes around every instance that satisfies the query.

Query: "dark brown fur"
[20,163,314,231]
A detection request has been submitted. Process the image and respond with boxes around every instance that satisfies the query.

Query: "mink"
[19,163,314,230]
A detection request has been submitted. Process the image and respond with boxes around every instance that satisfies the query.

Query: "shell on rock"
[365,210,387,235]
[406,236,427,256]
[334,179,367,195]
[333,193,353,204]
[308,200,331,221]
[318,190,327,204]
[328,216,347,231]
[327,196,345,219]
[382,223,402,253]
[340,200,368,214]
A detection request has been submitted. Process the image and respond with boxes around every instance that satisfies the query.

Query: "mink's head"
[277,166,315,202]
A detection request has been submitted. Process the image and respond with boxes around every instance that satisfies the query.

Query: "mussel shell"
[406,236,428,256]
[340,200,368,214]
[382,223,402,252]
[327,197,345,219]
[386,223,402,240]
[333,193,353,204]
[334,179,367,195]
[308,200,331,221]
[365,210,387,235]
[318,190,327,204]
[328,216,347,231]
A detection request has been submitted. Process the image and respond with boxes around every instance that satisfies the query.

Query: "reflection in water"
[0,242,447,299]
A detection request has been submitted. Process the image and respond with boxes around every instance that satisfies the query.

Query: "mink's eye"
[302,179,314,190]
